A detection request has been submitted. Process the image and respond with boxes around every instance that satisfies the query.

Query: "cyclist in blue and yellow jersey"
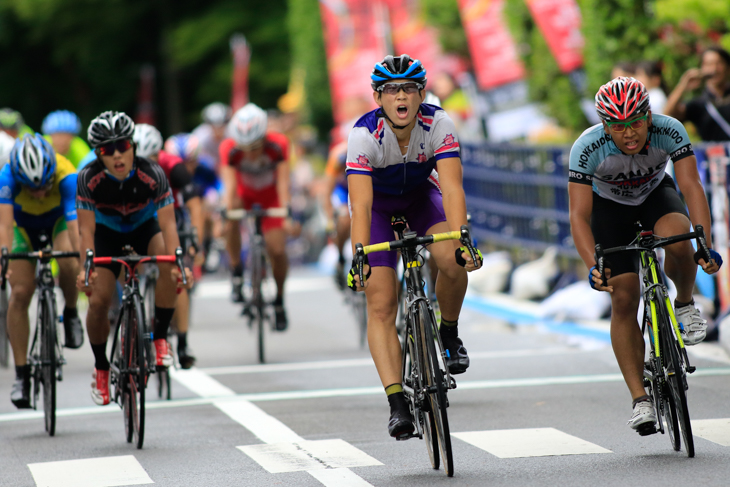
[347,54,483,439]
[76,111,192,406]
[568,77,722,433]
[0,108,33,139]
[0,134,83,408]
[42,110,93,168]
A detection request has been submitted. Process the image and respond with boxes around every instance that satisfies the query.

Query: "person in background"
[611,62,636,80]
[665,46,730,141]
[193,102,231,171]
[0,131,15,167]
[635,61,668,115]
[0,108,32,139]
[41,110,92,168]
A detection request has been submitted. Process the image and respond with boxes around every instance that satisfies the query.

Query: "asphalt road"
[2,266,730,487]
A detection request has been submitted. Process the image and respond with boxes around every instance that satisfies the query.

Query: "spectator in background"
[42,110,92,168]
[635,61,668,114]
[431,72,471,134]
[0,108,32,139]
[611,62,636,80]
[665,47,730,141]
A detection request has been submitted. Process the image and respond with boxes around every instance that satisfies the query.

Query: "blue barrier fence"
[461,142,730,258]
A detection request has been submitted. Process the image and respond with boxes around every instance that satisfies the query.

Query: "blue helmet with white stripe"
[9,133,56,189]
[371,54,427,91]
[164,133,200,161]
[42,110,82,135]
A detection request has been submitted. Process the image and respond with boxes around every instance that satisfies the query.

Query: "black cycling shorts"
[591,174,689,277]
[94,218,162,276]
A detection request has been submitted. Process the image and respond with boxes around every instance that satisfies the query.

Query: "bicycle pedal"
[636,423,658,436]
[449,377,457,389]
[394,431,416,441]
[687,365,696,374]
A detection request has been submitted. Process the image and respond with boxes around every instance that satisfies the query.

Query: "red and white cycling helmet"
[133,123,163,158]
[595,77,650,122]
[227,103,267,146]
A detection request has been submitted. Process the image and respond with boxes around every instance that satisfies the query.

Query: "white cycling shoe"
[628,399,657,431]
[676,303,707,346]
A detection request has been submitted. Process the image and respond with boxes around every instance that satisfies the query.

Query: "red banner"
[230,34,251,111]
[135,64,156,126]
[320,0,386,127]
[526,0,583,73]
[457,0,524,90]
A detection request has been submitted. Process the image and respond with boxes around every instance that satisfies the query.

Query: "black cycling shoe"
[11,367,31,409]
[178,347,196,370]
[231,277,244,303]
[273,305,288,331]
[64,315,84,349]
[334,262,346,291]
[387,393,415,439]
[442,335,470,375]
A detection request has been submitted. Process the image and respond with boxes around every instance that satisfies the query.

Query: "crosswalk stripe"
[692,418,730,446]
[28,455,153,487]
[238,439,382,473]
[453,428,612,458]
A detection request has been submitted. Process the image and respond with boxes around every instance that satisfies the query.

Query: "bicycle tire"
[0,288,8,368]
[410,320,439,470]
[132,294,147,449]
[143,273,156,337]
[40,290,57,436]
[354,293,368,349]
[654,298,681,451]
[418,300,453,476]
[121,303,134,444]
[250,240,265,364]
[661,307,694,457]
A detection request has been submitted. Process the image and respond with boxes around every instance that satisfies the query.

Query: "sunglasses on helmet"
[98,139,133,156]
[606,114,648,133]
[378,82,424,95]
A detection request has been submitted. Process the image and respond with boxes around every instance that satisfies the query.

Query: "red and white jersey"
[219,132,289,191]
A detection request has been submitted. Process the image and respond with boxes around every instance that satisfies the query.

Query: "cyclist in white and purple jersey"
[347,54,482,439]
[569,77,721,434]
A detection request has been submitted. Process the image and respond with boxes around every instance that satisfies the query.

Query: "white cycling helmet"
[227,103,267,146]
[424,92,441,106]
[0,131,15,167]
[202,102,232,125]
[133,123,163,158]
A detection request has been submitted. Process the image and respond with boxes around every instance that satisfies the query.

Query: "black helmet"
[371,54,427,91]
[87,111,135,148]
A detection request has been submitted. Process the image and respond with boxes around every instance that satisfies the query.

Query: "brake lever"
[355,243,365,288]
[693,224,712,265]
[84,249,94,287]
[595,244,607,287]
[175,247,188,286]
[459,225,478,265]
[0,247,7,291]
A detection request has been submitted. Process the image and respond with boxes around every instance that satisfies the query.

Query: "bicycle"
[0,239,79,436]
[595,223,712,458]
[224,205,287,364]
[0,284,7,368]
[353,216,479,477]
[84,246,187,449]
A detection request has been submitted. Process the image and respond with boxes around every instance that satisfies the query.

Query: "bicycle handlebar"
[83,247,188,287]
[594,225,711,287]
[0,247,80,291]
[354,225,476,288]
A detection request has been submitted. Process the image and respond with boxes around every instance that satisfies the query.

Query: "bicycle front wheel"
[250,244,266,364]
[123,295,147,449]
[0,287,8,368]
[418,300,453,477]
[40,290,57,436]
[662,313,694,457]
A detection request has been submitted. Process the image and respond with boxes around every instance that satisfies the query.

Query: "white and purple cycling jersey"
[345,104,461,195]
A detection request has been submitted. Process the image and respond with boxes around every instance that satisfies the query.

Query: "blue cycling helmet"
[371,54,427,91]
[164,133,200,160]
[9,133,56,189]
[42,110,82,135]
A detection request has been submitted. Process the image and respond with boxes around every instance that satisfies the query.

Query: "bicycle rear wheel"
[0,287,8,368]
[662,317,694,457]
[418,300,453,477]
[40,291,57,436]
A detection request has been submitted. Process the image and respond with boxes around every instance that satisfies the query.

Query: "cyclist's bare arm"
[436,157,469,231]
[0,203,13,275]
[275,160,291,210]
[348,173,373,289]
[322,173,337,222]
[569,182,612,291]
[65,219,80,254]
[220,164,238,210]
[185,195,205,252]
[674,155,716,268]
[76,208,97,291]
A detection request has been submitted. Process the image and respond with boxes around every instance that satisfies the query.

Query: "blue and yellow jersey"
[0,154,78,229]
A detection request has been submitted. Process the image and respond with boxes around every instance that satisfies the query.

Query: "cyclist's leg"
[52,222,83,348]
[86,267,116,405]
[264,214,289,330]
[7,258,35,408]
[147,231,176,367]
[174,288,195,368]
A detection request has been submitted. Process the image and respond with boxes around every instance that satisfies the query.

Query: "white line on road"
[453,428,612,458]
[201,346,581,376]
[28,455,153,487]
[3,367,730,423]
[692,418,730,446]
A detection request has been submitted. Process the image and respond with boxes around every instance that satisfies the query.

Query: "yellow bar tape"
[432,231,461,242]
[363,241,391,254]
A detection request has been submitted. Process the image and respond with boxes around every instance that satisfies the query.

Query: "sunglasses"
[606,114,648,133]
[378,82,423,95]
[98,139,133,156]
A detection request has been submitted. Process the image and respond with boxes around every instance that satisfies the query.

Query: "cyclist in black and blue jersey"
[568,77,722,433]
[75,111,192,406]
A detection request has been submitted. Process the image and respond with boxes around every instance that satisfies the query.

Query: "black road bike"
[595,224,712,457]
[354,217,479,477]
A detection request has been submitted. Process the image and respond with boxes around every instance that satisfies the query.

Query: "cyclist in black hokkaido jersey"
[75,111,192,406]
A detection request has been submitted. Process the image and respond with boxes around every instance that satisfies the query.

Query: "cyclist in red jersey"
[134,125,203,368]
[220,103,291,331]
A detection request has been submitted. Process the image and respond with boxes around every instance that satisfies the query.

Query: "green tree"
[421,0,468,58]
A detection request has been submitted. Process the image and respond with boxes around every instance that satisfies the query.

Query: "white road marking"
[3,367,730,423]
[453,428,612,458]
[168,367,236,397]
[28,455,153,487]
[201,346,580,376]
[215,399,303,443]
[238,439,382,473]
[308,468,377,487]
[692,418,730,446]
[688,342,730,364]
[196,276,332,299]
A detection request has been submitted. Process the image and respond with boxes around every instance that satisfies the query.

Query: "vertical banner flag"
[526,0,583,73]
[320,0,386,127]
[456,0,524,90]
[230,34,251,111]
[707,144,730,313]
[135,64,156,125]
